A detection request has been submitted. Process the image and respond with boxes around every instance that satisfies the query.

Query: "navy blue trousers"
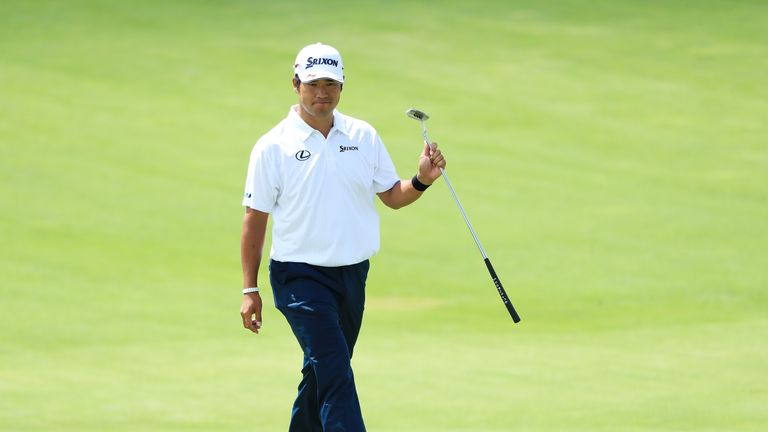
[270,259,369,432]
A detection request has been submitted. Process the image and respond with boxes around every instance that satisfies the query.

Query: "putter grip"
[484,258,521,323]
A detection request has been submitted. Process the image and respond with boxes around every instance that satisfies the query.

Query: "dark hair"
[292,74,343,91]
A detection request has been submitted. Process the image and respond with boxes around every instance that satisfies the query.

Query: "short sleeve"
[242,141,279,212]
[372,134,400,193]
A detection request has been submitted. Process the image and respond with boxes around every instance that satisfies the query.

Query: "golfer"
[240,42,445,432]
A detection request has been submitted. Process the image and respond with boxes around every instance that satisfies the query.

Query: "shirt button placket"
[325,131,337,173]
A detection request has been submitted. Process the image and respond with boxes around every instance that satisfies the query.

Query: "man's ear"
[293,78,301,92]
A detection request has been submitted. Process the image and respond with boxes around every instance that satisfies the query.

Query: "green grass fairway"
[2,1,767,430]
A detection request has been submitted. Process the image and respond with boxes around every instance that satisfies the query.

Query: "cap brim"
[298,71,344,83]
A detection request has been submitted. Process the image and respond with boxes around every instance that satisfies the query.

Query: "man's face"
[296,78,342,120]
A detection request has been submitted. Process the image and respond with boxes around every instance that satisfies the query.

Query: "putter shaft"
[421,124,487,259]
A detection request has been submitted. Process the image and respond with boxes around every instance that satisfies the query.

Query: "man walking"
[240,42,446,431]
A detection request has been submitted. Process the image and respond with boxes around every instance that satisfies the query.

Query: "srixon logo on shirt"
[305,57,339,69]
[340,145,359,152]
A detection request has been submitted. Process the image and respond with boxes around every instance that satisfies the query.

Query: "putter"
[405,108,521,323]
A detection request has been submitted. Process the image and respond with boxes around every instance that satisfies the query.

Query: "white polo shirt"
[242,106,400,267]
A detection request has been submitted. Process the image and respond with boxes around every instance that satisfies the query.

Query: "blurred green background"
[1,1,766,430]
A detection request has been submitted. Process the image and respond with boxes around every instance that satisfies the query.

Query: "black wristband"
[412,174,431,192]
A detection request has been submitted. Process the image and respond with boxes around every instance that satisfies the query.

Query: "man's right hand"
[240,293,263,334]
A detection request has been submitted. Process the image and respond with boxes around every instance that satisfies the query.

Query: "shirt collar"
[288,105,350,141]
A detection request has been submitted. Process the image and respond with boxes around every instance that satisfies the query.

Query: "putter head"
[405,108,430,122]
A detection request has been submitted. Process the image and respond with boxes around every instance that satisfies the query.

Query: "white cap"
[293,43,345,83]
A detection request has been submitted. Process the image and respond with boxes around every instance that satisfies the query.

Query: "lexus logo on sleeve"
[295,150,311,161]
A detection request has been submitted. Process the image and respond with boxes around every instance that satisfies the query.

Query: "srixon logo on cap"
[305,57,339,69]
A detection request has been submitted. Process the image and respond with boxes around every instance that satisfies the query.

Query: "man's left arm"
[378,142,446,209]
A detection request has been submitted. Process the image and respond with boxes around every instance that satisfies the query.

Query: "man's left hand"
[417,141,446,185]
